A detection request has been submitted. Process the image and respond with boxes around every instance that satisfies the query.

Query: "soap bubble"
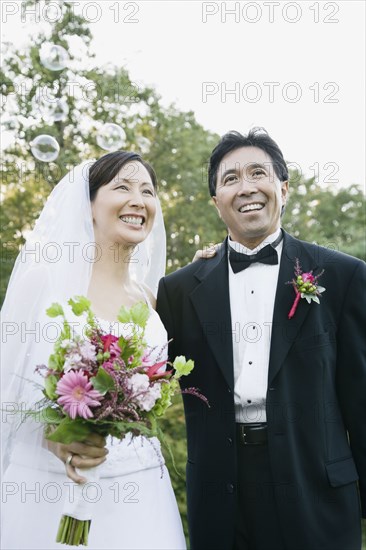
[96,123,126,151]
[41,97,69,122]
[30,135,60,162]
[33,91,69,123]
[40,43,69,71]
[136,136,151,155]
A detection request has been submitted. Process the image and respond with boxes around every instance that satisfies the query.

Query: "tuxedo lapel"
[268,232,320,384]
[189,239,234,391]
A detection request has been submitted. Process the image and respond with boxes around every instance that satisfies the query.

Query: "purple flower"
[56,370,102,419]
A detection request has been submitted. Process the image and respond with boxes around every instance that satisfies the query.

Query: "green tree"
[284,170,365,260]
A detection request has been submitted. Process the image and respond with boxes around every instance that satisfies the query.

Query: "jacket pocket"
[291,330,334,354]
[325,456,359,487]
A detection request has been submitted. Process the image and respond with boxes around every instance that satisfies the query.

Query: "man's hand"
[47,433,108,484]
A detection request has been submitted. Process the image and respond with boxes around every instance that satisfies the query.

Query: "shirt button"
[247,400,252,404]
[249,361,253,365]
[226,483,235,494]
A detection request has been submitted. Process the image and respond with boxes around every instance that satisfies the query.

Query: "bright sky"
[2,0,365,188]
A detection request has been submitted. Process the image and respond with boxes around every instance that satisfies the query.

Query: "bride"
[1,152,186,549]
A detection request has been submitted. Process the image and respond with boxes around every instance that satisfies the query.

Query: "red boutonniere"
[287,259,326,319]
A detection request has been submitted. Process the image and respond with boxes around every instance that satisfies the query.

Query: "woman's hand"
[47,433,108,484]
[192,244,219,263]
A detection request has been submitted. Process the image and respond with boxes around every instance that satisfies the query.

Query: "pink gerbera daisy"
[56,370,102,419]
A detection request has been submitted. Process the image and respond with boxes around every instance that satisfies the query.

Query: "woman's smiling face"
[91,160,157,247]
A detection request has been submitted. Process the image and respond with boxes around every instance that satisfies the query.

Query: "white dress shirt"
[228,228,283,423]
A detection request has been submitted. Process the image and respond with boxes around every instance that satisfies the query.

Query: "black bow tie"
[229,234,283,273]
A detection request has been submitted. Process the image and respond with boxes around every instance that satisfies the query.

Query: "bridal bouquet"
[33,296,204,546]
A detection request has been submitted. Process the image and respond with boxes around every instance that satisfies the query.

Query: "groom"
[157,128,366,550]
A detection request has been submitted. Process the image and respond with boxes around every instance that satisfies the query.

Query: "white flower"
[63,352,82,372]
[79,341,97,361]
[127,374,162,412]
[60,339,75,349]
[128,373,149,393]
[142,383,161,412]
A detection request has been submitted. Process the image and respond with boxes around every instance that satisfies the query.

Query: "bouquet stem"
[56,515,91,546]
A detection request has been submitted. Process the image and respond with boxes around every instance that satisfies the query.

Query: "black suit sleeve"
[335,260,366,517]
[156,277,177,361]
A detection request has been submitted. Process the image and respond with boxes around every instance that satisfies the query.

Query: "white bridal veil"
[0,159,166,474]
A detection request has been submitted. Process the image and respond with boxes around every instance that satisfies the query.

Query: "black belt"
[236,423,268,445]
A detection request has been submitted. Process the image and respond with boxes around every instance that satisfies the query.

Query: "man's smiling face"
[212,146,288,248]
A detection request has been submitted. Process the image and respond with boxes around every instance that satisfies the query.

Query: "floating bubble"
[136,136,151,155]
[42,98,69,122]
[30,135,60,162]
[40,43,69,71]
[96,123,126,151]
[32,91,69,123]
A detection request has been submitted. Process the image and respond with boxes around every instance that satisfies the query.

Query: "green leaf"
[117,302,149,328]
[46,303,64,318]
[40,407,63,424]
[48,353,63,372]
[173,356,194,377]
[113,420,155,438]
[68,296,91,316]
[91,367,115,395]
[44,374,58,400]
[46,416,91,444]
[117,305,132,324]
[313,295,320,304]
[317,286,326,293]
[130,302,150,328]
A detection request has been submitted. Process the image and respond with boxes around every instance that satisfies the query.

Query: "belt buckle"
[241,423,266,446]
[243,425,257,445]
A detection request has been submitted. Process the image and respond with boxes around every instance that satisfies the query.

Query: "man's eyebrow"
[249,162,268,170]
[219,162,270,180]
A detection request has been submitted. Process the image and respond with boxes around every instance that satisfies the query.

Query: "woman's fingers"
[192,244,218,263]
[64,452,107,483]
[82,433,106,448]
[48,437,109,483]
[68,441,108,458]
[68,453,107,470]
[62,435,108,483]
[65,458,87,484]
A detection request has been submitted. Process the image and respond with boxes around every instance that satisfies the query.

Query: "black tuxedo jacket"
[157,232,366,550]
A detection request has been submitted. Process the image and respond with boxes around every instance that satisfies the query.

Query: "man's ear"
[212,196,222,218]
[281,180,289,206]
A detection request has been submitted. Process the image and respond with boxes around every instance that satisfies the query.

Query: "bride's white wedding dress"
[1,300,186,550]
